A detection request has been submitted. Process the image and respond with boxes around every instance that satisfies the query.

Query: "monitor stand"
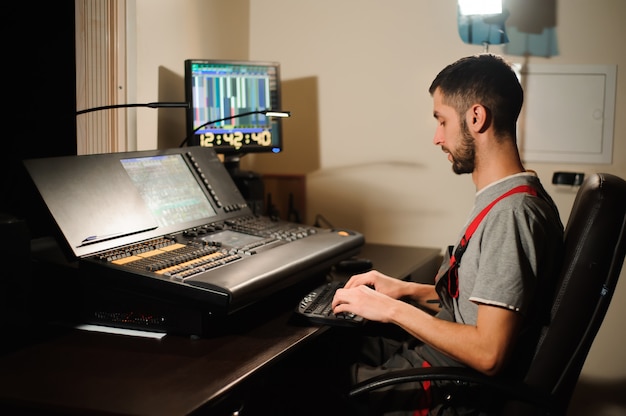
[223,155,265,215]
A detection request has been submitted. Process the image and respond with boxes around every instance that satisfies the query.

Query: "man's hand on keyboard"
[341,270,406,299]
[331,279,397,323]
[332,269,438,323]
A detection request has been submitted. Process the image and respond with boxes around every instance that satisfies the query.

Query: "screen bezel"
[184,59,283,155]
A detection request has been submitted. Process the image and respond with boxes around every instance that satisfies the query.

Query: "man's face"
[432,89,476,174]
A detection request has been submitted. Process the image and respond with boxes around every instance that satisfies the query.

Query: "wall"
[132,1,626,413]
[131,0,251,151]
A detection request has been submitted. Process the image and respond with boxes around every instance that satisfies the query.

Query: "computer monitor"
[184,59,283,158]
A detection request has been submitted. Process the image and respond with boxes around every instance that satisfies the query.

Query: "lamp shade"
[457,4,510,48]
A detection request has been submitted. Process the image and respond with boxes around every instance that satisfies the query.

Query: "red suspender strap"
[449,185,537,267]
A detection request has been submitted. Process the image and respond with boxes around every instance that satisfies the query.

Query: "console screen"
[121,154,217,227]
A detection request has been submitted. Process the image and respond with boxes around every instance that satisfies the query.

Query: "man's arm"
[402,302,522,375]
[333,286,522,376]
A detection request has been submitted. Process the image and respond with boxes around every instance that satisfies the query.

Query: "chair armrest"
[348,366,550,409]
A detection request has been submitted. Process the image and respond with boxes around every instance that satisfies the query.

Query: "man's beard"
[450,119,476,174]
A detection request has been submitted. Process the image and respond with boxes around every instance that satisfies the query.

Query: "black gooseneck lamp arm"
[76,102,190,115]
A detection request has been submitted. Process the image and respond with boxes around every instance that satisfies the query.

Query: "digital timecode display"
[199,130,273,150]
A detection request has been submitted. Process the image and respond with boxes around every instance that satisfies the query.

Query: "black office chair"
[349,173,626,415]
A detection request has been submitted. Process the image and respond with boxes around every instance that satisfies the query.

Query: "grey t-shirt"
[423,172,564,368]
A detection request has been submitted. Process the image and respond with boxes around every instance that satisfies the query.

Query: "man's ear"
[467,104,490,133]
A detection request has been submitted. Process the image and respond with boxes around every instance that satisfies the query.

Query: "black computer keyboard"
[295,280,366,327]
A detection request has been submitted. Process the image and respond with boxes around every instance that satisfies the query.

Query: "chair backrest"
[512,173,626,414]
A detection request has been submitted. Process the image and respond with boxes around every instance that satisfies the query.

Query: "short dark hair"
[429,54,523,139]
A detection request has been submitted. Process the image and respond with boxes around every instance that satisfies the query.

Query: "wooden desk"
[0,243,441,416]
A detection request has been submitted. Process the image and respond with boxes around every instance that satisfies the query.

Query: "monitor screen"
[120,154,217,228]
[184,59,283,155]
